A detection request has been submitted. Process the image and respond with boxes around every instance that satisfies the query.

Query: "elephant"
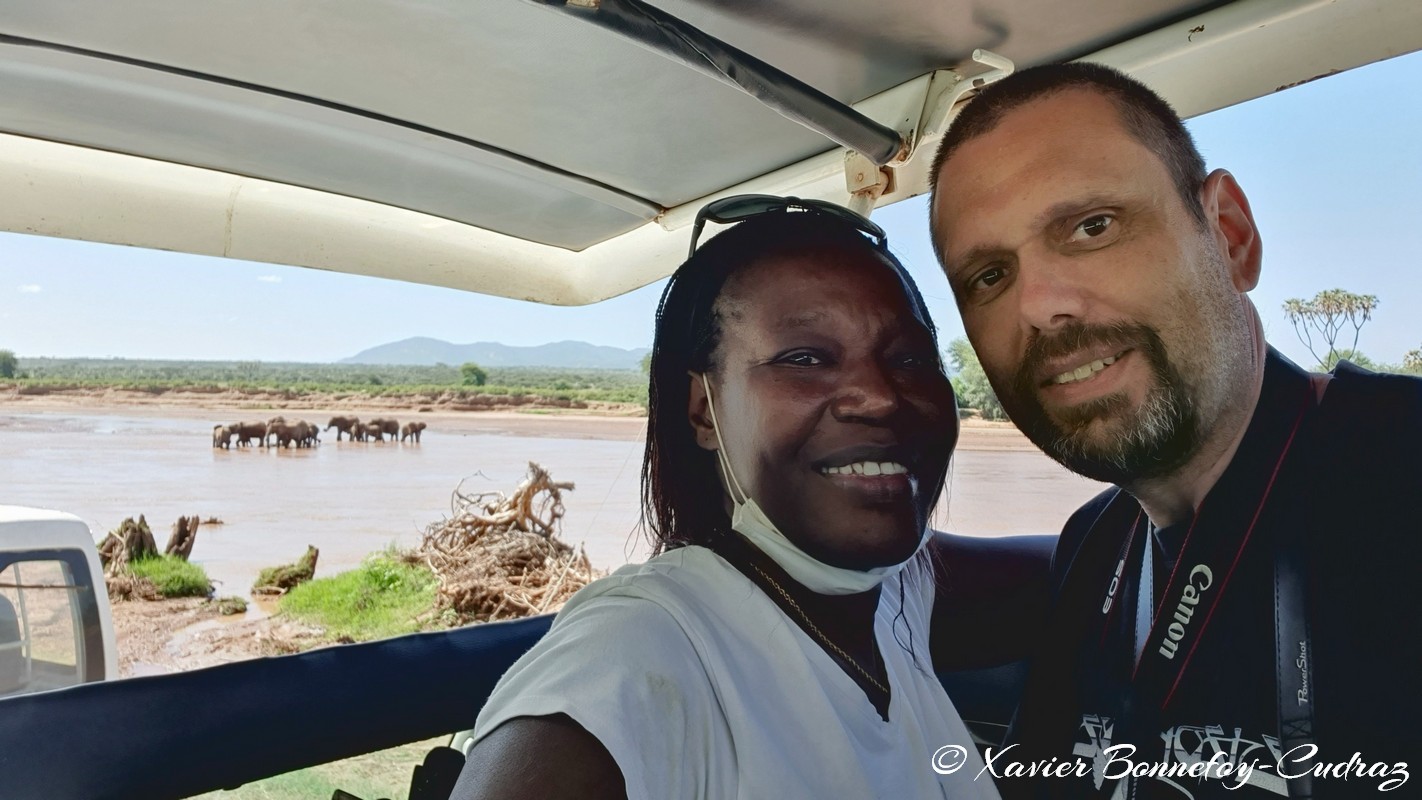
[400,421,427,443]
[229,421,268,447]
[265,416,288,447]
[369,417,399,441]
[211,425,234,449]
[268,419,317,449]
[326,416,361,442]
[358,421,385,442]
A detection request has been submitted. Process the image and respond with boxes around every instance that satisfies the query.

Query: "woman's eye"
[1069,214,1114,242]
[778,352,824,367]
[894,352,932,369]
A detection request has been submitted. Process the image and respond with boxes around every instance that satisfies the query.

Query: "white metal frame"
[0,0,1418,305]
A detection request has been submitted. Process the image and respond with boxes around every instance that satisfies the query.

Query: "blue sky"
[3,50,1420,367]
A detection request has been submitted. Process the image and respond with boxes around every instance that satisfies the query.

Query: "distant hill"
[341,337,649,369]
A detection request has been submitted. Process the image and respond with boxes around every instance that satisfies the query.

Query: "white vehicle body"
[0,506,117,698]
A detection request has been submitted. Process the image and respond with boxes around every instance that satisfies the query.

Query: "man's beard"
[1001,321,1202,485]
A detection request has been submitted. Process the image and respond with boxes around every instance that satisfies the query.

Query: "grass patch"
[209,596,248,615]
[191,735,447,800]
[128,555,212,598]
[278,554,438,641]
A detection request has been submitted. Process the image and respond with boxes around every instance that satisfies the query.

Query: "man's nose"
[831,359,900,421]
[1016,253,1090,333]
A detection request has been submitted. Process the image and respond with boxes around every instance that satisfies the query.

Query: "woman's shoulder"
[472,547,738,800]
[558,544,746,619]
[495,545,742,677]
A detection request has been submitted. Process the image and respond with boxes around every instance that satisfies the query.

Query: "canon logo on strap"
[1158,565,1213,660]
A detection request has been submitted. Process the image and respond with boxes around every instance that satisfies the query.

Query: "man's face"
[931,89,1253,484]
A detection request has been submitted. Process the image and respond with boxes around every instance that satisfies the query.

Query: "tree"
[1404,346,1422,374]
[1282,289,1379,369]
[947,338,1007,421]
[0,349,15,379]
[460,362,488,386]
[639,352,652,375]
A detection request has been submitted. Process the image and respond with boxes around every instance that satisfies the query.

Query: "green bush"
[128,555,213,598]
[278,554,438,641]
[1315,348,1375,372]
[9,358,651,406]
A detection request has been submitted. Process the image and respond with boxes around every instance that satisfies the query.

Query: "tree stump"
[164,516,201,561]
[253,546,320,595]
[98,516,158,575]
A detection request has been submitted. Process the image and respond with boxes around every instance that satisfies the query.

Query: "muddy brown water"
[0,409,1106,604]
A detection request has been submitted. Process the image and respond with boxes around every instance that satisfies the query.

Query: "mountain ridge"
[342,337,649,369]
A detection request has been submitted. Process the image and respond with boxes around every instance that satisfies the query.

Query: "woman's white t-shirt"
[472,545,1000,800]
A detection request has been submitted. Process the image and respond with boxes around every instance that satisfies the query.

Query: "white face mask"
[699,372,929,595]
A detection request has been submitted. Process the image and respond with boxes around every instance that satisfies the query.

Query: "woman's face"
[689,247,958,570]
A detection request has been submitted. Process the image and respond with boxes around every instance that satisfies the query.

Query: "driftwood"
[412,462,595,625]
[253,546,320,595]
[164,516,201,561]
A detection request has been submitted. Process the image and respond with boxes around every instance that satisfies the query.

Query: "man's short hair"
[929,62,1208,259]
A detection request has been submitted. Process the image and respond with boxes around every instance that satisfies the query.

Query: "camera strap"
[1084,365,1318,798]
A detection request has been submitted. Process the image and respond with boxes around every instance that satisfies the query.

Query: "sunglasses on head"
[686,194,888,258]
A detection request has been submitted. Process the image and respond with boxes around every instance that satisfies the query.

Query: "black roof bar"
[529,0,906,166]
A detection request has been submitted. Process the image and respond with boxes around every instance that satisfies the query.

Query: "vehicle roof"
[0,506,94,552]
[1,0,1419,304]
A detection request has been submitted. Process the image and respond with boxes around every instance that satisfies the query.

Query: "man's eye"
[1069,214,1114,242]
[969,266,1005,292]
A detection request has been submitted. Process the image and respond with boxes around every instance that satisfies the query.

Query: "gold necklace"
[751,563,890,696]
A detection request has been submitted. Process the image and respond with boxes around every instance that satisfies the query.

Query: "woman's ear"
[687,371,718,451]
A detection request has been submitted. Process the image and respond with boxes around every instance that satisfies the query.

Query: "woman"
[453,196,1002,799]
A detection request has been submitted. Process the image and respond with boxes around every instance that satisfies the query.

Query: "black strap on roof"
[530,0,905,166]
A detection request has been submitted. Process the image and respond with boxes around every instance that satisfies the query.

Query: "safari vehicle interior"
[1,0,1419,798]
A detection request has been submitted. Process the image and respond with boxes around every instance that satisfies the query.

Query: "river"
[0,407,1106,601]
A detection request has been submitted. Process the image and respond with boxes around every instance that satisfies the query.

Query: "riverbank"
[1,383,646,418]
[113,596,326,677]
[0,387,1035,450]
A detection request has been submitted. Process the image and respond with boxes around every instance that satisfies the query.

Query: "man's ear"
[687,371,718,451]
[1200,169,1263,293]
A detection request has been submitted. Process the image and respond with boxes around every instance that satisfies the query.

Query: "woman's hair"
[639,208,945,554]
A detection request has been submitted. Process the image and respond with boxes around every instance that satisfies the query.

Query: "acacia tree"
[0,349,16,379]
[1281,289,1379,369]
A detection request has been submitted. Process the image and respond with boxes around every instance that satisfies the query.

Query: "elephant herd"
[211,415,428,449]
[324,415,427,444]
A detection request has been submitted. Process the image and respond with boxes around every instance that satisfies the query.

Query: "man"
[929,63,1421,799]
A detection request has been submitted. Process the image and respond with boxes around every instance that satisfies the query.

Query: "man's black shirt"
[1004,350,1422,799]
